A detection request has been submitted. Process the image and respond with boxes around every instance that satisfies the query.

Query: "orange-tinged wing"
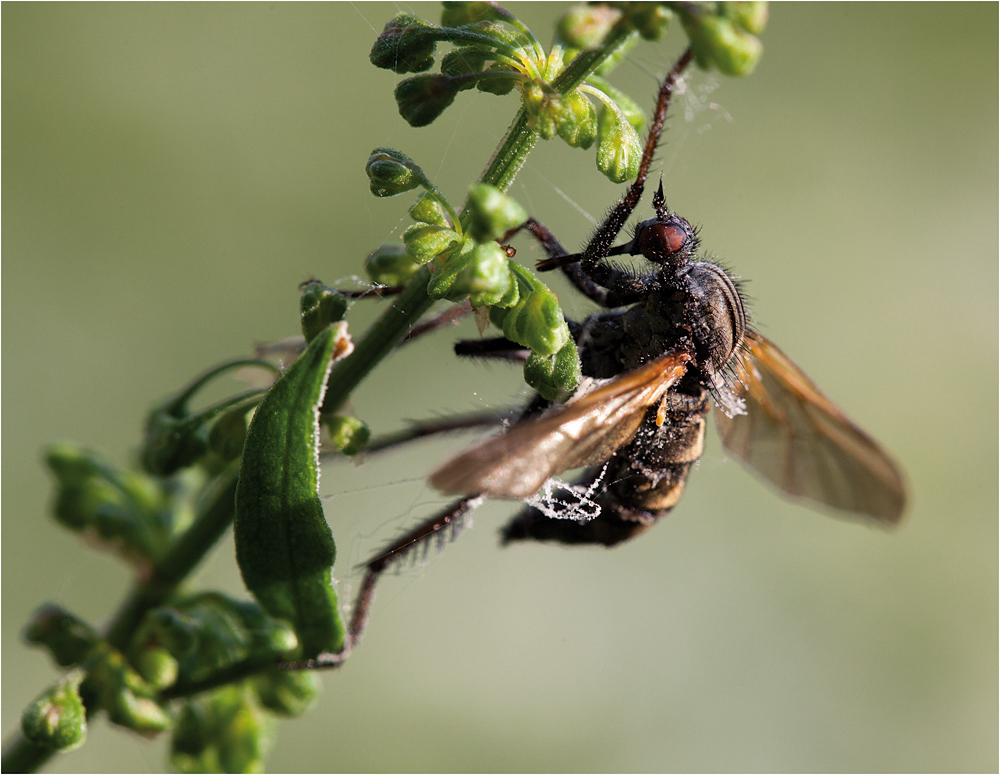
[431,351,692,499]
[715,331,906,525]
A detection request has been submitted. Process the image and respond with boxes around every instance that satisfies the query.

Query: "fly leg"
[291,495,484,669]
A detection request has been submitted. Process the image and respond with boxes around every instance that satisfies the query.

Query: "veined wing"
[715,331,906,525]
[431,351,692,499]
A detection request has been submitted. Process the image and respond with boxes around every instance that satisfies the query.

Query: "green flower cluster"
[365,147,580,400]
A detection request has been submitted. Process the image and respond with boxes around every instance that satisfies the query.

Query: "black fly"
[304,48,906,667]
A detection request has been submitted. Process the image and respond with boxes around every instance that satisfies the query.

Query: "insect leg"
[535,46,694,284]
[400,299,473,346]
[292,496,484,669]
[454,337,531,363]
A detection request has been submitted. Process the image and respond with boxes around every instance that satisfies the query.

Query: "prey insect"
[306,48,906,667]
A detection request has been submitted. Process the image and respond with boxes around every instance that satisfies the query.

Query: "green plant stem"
[105,470,240,649]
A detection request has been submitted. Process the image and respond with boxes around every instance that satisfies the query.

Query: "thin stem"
[106,468,240,649]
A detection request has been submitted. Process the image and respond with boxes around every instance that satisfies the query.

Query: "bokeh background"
[4,3,996,772]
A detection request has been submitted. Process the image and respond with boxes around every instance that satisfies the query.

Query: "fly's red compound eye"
[637,218,695,265]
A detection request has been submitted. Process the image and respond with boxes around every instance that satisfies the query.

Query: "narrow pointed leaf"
[235,325,348,659]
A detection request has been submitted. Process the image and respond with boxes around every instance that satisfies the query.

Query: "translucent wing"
[715,331,906,524]
[431,351,692,499]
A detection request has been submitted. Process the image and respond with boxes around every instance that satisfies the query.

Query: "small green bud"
[172,688,273,775]
[596,107,642,182]
[681,10,763,76]
[614,2,673,40]
[366,148,423,197]
[475,63,519,96]
[450,243,514,307]
[523,340,582,401]
[394,74,461,127]
[133,646,179,691]
[409,192,451,226]
[403,223,461,264]
[441,2,507,27]
[426,240,475,302]
[146,608,199,659]
[21,673,87,752]
[556,90,598,149]
[86,648,170,735]
[365,244,422,286]
[252,668,322,717]
[440,47,492,79]
[108,690,172,735]
[725,2,769,36]
[557,4,623,49]
[465,184,528,243]
[207,406,249,462]
[369,14,439,74]
[325,415,371,456]
[488,264,569,356]
[300,280,349,343]
[523,80,561,140]
[24,605,100,668]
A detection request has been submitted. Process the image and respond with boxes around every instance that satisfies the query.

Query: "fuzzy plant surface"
[4,3,766,772]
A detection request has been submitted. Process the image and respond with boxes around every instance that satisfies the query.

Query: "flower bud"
[133,646,179,691]
[523,80,561,140]
[403,223,461,264]
[24,604,99,668]
[252,668,321,717]
[21,673,87,752]
[557,5,623,49]
[617,2,673,40]
[325,415,370,456]
[394,74,461,127]
[596,107,642,182]
[171,687,273,774]
[365,244,422,286]
[465,184,528,243]
[409,192,451,226]
[476,65,519,96]
[488,264,569,356]
[207,406,249,462]
[88,649,171,735]
[453,243,515,307]
[556,90,598,149]
[440,47,492,79]
[681,10,763,76]
[727,2,769,35]
[440,2,508,27]
[523,340,582,401]
[369,14,440,74]
[366,148,423,197]
[300,280,349,343]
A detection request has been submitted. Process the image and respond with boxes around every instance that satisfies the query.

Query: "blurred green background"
[3,3,996,772]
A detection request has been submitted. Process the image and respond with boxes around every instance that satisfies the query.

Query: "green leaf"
[235,326,347,660]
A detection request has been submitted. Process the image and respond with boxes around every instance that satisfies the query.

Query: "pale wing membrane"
[715,332,906,524]
[431,352,692,499]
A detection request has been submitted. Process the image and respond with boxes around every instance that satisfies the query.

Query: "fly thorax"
[681,262,747,375]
